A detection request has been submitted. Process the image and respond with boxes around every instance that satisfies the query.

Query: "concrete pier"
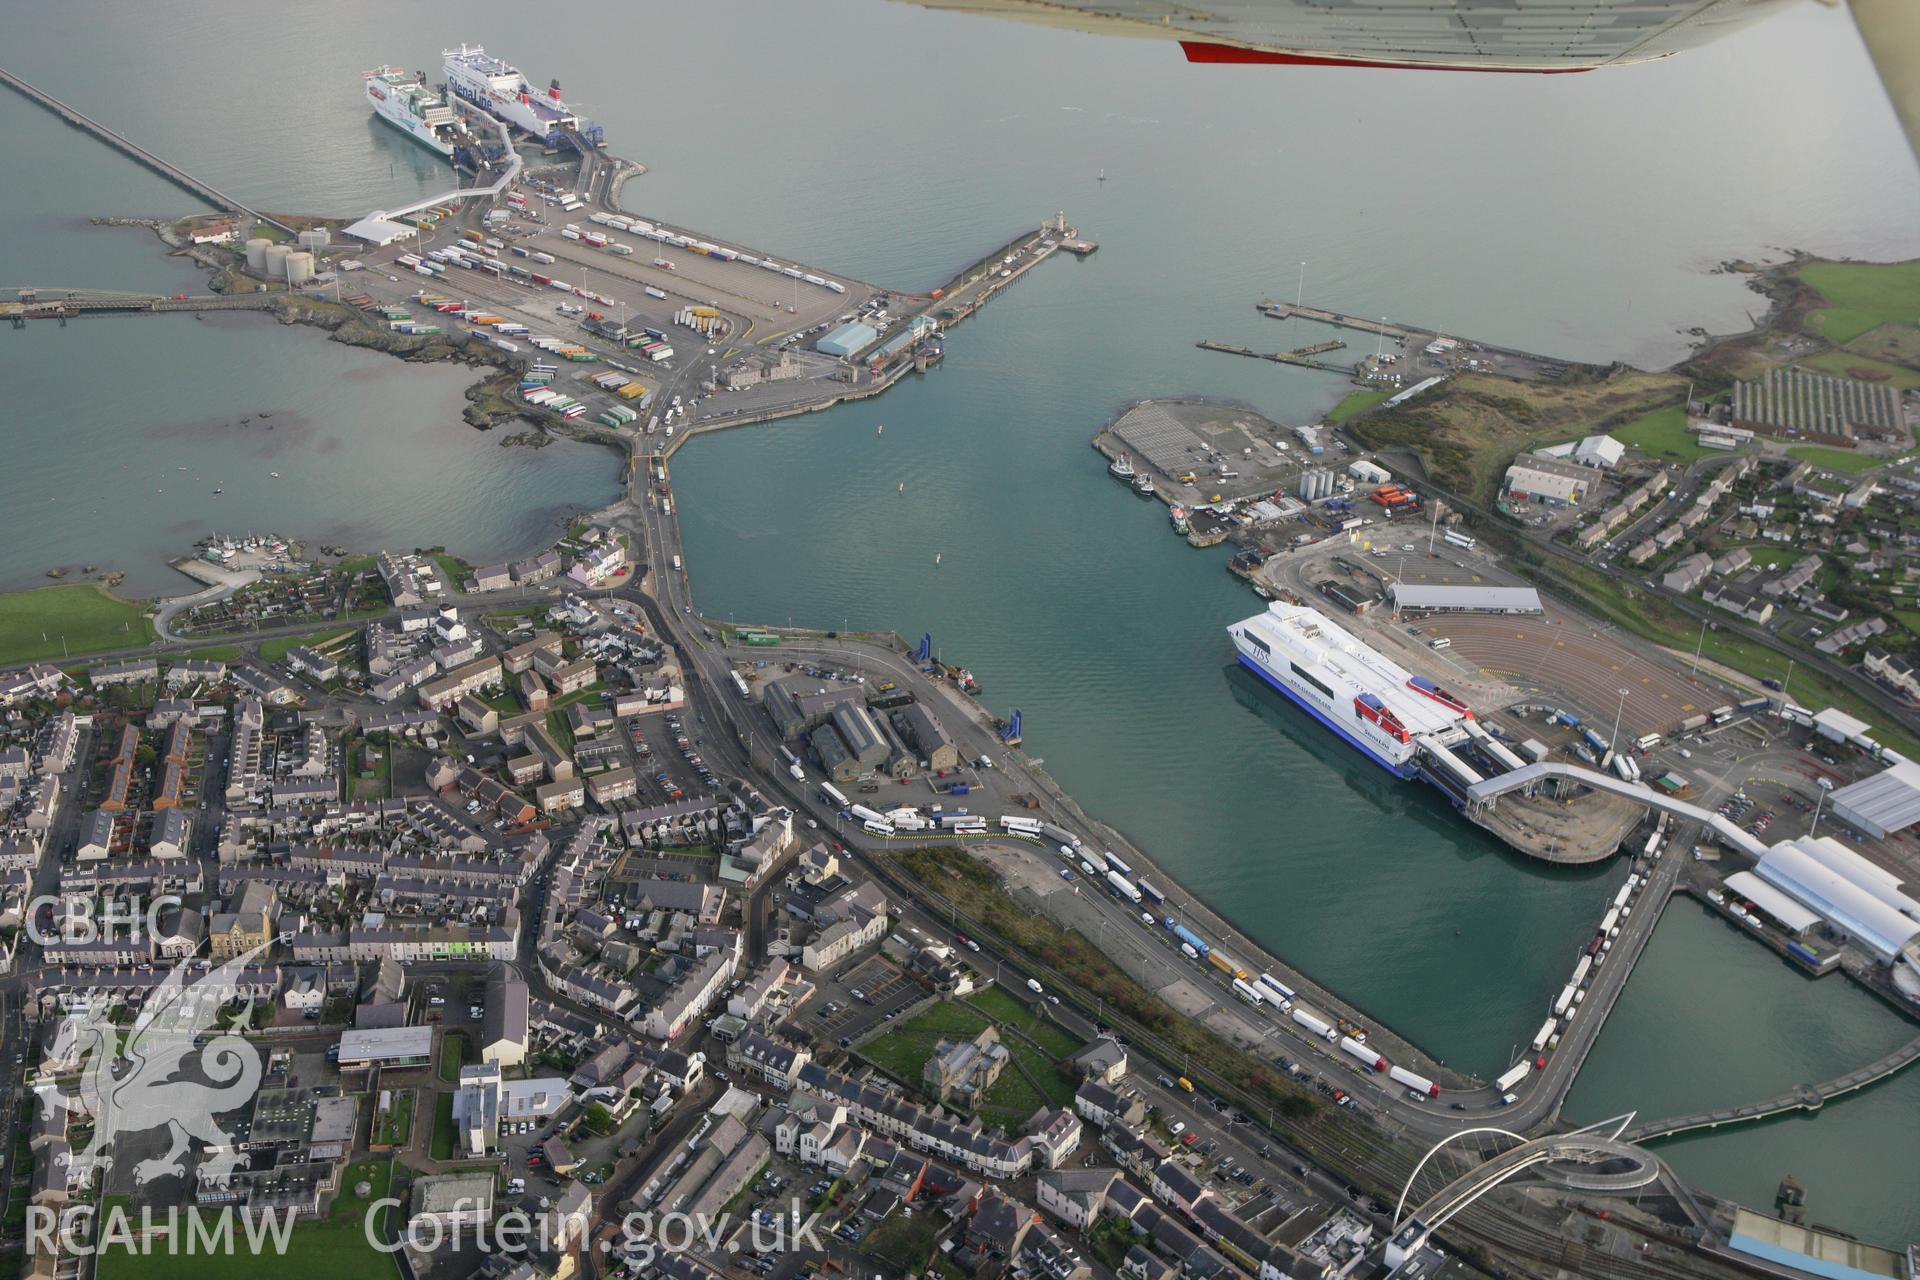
[1195,338,1349,374]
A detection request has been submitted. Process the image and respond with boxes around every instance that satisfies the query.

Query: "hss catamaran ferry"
[1229,601,1492,782]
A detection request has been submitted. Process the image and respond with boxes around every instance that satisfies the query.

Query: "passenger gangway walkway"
[366,109,522,226]
[1625,1032,1920,1141]
[1464,761,1767,858]
[0,66,295,234]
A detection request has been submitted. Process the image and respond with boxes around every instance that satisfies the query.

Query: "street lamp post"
[1609,688,1629,760]
[1810,779,1832,837]
[1691,616,1708,678]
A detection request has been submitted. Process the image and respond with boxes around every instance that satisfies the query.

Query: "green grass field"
[1327,388,1391,424]
[968,988,1085,1059]
[1786,445,1889,475]
[438,1032,467,1082]
[258,628,352,665]
[859,994,1079,1124]
[0,585,154,667]
[97,1159,396,1280]
[1799,260,1920,345]
[430,1091,456,1159]
[1795,347,1920,391]
[1611,404,1713,463]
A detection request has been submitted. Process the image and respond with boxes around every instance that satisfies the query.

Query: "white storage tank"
[297,228,329,252]
[283,251,315,286]
[263,243,292,279]
[245,238,272,273]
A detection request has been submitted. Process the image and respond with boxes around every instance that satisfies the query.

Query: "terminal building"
[1388,584,1543,615]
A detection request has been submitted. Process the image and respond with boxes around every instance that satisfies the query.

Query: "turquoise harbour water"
[3,0,1918,1243]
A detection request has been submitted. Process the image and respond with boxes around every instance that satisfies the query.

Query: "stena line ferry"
[363,66,461,158]
[443,44,580,139]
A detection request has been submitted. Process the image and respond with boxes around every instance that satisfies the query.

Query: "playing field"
[95,1159,396,1280]
[0,585,154,667]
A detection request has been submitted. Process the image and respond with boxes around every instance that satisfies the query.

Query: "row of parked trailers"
[1145,906,1455,1099]
[889,785,1459,1102]
[587,210,849,294]
[995,817,1166,907]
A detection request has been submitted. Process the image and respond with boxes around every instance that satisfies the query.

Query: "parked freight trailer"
[1207,951,1249,981]
[1494,1062,1531,1093]
[1105,871,1143,904]
[1137,879,1165,905]
[1531,1018,1557,1053]
[1292,1007,1334,1038]
[1258,973,1297,1004]
[1340,1036,1388,1072]
[848,804,888,826]
[1553,984,1577,1017]
[1104,850,1133,876]
[1389,1066,1440,1098]
[1039,822,1080,849]
[1232,978,1265,1006]
[1167,922,1209,958]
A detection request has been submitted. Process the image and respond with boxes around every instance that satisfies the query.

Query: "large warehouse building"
[1389,584,1543,615]
[1754,836,1920,967]
[1829,757,1920,841]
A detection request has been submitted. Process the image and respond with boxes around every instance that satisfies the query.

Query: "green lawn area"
[439,1032,467,1082]
[259,628,353,665]
[860,1210,943,1271]
[481,686,524,714]
[180,643,244,662]
[859,995,1078,1127]
[546,708,577,753]
[433,553,473,586]
[1799,260,1920,345]
[0,585,154,666]
[349,739,393,802]
[430,1091,456,1159]
[1327,388,1391,424]
[374,1090,413,1147]
[549,681,606,710]
[1612,404,1713,463]
[1795,347,1920,391]
[859,1001,987,1084]
[968,988,1085,1059]
[97,1159,396,1280]
[1785,445,1889,475]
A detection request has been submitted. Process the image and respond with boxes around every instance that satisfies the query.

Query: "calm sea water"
[4,0,1917,1241]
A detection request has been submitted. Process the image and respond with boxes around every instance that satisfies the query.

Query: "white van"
[672,555,683,572]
